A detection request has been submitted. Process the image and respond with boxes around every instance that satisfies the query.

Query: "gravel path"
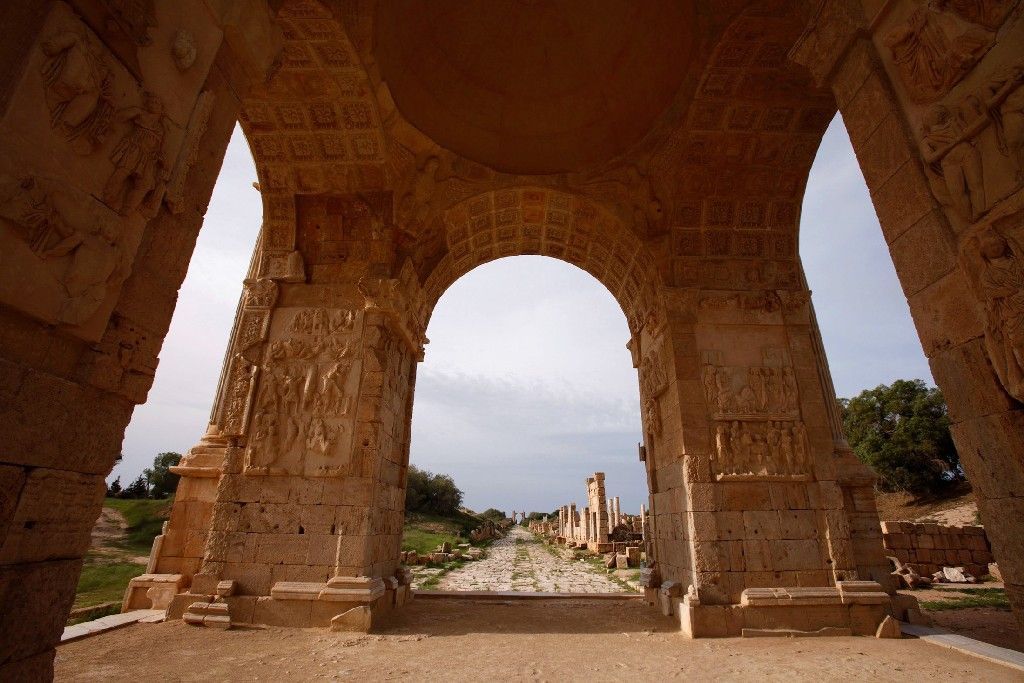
[431,526,633,593]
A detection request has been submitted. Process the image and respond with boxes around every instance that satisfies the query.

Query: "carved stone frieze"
[918,59,1024,224]
[700,349,799,421]
[243,306,362,476]
[220,353,259,436]
[712,418,812,480]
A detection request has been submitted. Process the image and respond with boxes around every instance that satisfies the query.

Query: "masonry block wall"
[881,521,994,578]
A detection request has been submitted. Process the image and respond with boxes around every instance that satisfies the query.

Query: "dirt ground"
[55,599,1020,682]
[873,488,978,525]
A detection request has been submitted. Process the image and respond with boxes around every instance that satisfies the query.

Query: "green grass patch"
[920,587,1011,611]
[73,555,146,609]
[103,497,172,555]
[401,511,494,556]
[417,559,467,589]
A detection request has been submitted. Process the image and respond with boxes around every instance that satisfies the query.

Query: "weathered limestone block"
[122,573,187,611]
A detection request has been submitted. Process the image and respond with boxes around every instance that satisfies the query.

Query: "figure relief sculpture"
[639,351,669,401]
[985,63,1024,182]
[917,59,1024,222]
[40,29,114,155]
[701,359,799,419]
[885,1,994,103]
[0,175,129,325]
[965,223,1024,402]
[921,104,986,221]
[102,92,169,216]
[245,307,361,476]
[712,419,811,479]
[165,90,215,213]
[398,155,444,230]
[643,397,662,438]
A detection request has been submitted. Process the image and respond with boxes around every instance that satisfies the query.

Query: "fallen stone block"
[330,606,372,632]
[875,615,901,639]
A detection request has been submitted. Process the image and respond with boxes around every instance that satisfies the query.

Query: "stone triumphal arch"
[2,0,1024,677]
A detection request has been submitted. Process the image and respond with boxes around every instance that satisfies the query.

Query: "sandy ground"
[873,489,978,525]
[55,599,1021,682]
[431,527,632,592]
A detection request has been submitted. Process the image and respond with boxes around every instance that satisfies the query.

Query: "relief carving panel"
[243,307,363,477]
[961,214,1024,402]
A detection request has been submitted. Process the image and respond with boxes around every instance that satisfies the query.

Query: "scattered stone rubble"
[400,542,488,567]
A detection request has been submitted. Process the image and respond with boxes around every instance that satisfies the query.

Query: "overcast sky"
[113,115,933,514]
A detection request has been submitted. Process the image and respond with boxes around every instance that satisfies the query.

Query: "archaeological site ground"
[3,0,1024,679]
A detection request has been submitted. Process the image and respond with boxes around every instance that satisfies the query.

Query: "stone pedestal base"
[675,581,901,638]
[167,575,410,630]
[122,574,187,611]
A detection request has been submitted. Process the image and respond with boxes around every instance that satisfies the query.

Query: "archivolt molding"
[420,187,663,335]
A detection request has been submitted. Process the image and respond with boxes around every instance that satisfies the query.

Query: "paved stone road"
[426,526,635,593]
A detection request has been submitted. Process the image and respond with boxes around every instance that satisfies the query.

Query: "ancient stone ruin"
[2,1,1024,677]
[538,472,647,572]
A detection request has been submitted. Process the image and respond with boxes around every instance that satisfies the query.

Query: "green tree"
[144,452,182,499]
[840,379,961,497]
[120,474,150,499]
[106,476,122,497]
[404,465,464,516]
[478,508,507,523]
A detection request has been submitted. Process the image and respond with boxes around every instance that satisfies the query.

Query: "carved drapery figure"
[40,30,114,155]
[972,225,1024,401]
[985,64,1024,182]
[102,92,168,215]
[884,2,993,102]
[921,105,986,221]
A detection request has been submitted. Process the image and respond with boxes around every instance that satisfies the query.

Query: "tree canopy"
[840,379,961,497]
[144,452,182,499]
[405,465,464,516]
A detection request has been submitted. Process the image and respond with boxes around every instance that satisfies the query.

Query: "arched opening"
[405,256,647,591]
[115,126,261,484]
